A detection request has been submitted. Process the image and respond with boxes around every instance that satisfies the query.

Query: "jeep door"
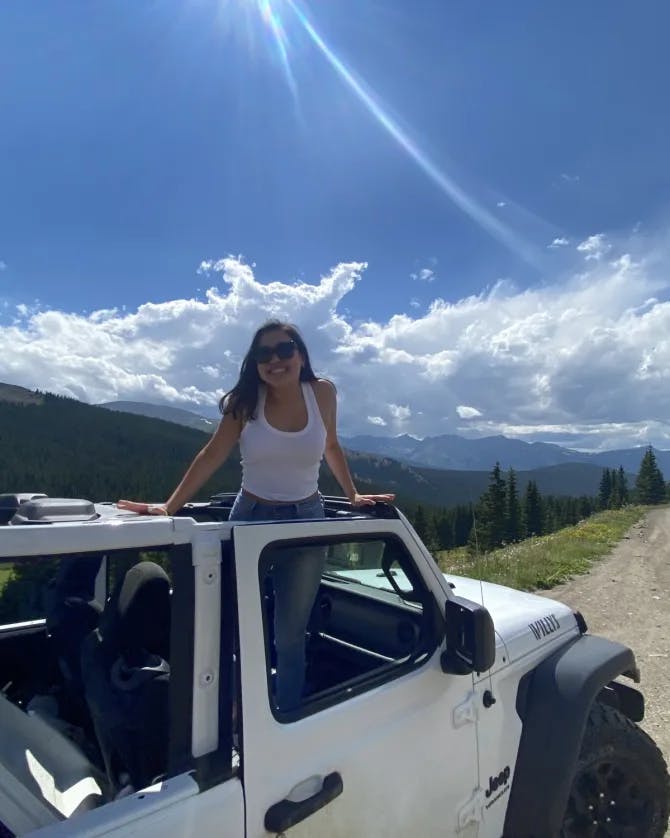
[234,518,480,838]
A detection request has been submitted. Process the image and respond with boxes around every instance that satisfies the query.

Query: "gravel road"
[541,505,670,772]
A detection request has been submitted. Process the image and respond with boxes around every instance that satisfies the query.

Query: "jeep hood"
[328,567,579,667]
[444,573,579,664]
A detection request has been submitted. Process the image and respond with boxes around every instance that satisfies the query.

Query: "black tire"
[561,701,669,837]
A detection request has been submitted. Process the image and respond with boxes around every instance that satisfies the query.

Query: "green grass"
[435,506,648,592]
[0,563,14,596]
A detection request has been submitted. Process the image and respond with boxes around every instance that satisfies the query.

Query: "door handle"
[264,772,343,833]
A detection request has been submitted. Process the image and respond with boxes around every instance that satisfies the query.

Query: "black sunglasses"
[253,339,298,364]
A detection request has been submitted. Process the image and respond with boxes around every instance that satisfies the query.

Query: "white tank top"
[239,382,327,502]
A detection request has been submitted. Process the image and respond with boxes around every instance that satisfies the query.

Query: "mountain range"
[91,397,652,504]
[99,401,217,434]
[99,398,669,475]
[340,432,670,474]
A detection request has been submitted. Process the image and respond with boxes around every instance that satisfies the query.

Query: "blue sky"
[2,1,670,448]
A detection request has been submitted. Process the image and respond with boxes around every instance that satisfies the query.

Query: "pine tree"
[412,505,428,541]
[423,510,441,552]
[436,511,454,551]
[611,465,629,508]
[610,469,621,509]
[523,481,543,537]
[476,462,507,551]
[635,447,666,504]
[505,468,522,543]
[598,468,612,510]
[453,505,474,547]
[578,495,594,519]
[543,497,558,533]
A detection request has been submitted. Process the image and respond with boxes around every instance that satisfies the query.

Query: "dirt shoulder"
[540,506,670,765]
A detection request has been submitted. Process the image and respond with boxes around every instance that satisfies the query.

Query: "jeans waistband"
[240,488,320,506]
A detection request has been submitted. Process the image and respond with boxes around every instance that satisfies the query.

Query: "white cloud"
[388,404,411,422]
[577,233,611,261]
[410,268,436,282]
[560,173,580,184]
[548,237,570,249]
[496,201,507,208]
[3,235,670,449]
[0,260,7,271]
[457,405,482,419]
[0,260,364,407]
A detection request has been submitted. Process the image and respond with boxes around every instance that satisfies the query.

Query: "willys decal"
[528,613,560,641]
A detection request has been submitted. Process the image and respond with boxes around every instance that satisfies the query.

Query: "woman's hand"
[117,499,169,516]
[350,493,396,507]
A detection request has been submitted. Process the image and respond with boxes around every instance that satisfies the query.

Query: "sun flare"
[224,0,537,264]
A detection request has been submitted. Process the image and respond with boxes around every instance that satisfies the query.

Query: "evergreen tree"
[476,462,507,551]
[423,510,441,552]
[578,495,594,519]
[505,468,522,543]
[523,481,543,537]
[610,468,620,508]
[435,511,454,551]
[610,465,629,508]
[453,504,474,547]
[542,496,558,533]
[412,505,428,541]
[598,468,612,510]
[635,447,666,504]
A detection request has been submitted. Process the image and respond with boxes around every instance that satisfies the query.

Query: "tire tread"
[562,700,670,837]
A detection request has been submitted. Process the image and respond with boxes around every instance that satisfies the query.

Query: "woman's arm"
[118,411,242,515]
[315,380,395,507]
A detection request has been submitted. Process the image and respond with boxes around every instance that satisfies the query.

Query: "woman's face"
[254,328,304,388]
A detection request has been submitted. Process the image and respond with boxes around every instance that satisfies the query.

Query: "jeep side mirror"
[441,596,496,675]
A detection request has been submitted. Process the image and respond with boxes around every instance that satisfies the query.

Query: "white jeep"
[0,492,667,837]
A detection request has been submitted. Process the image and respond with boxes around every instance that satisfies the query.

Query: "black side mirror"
[441,596,496,675]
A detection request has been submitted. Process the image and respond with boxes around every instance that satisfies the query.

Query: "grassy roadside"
[435,506,648,592]
[0,506,651,602]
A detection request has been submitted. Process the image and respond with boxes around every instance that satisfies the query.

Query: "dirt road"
[541,506,670,766]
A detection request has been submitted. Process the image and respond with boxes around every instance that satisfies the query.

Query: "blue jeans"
[229,491,326,711]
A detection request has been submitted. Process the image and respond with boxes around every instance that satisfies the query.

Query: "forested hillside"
[0,392,402,505]
[0,389,636,511]
[0,393,237,502]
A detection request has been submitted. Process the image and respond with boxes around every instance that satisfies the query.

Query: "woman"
[118,320,394,709]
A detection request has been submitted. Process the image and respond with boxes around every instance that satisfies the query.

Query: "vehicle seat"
[45,554,104,695]
[81,561,171,796]
[0,691,106,829]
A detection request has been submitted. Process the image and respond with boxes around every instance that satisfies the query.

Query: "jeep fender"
[503,634,640,837]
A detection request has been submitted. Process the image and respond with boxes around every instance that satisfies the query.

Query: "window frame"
[256,531,444,724]
[0,523,237,817]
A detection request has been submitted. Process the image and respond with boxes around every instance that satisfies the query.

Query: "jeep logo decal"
[528,613,560,640]
[485,765,511,799]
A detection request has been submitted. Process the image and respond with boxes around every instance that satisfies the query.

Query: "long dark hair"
[219,320,318,421]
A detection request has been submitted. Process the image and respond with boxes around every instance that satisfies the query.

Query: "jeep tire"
[561,701,670,836]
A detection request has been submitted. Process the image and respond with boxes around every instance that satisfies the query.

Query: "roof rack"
[0,492,401,525]
[205,493,400,520]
